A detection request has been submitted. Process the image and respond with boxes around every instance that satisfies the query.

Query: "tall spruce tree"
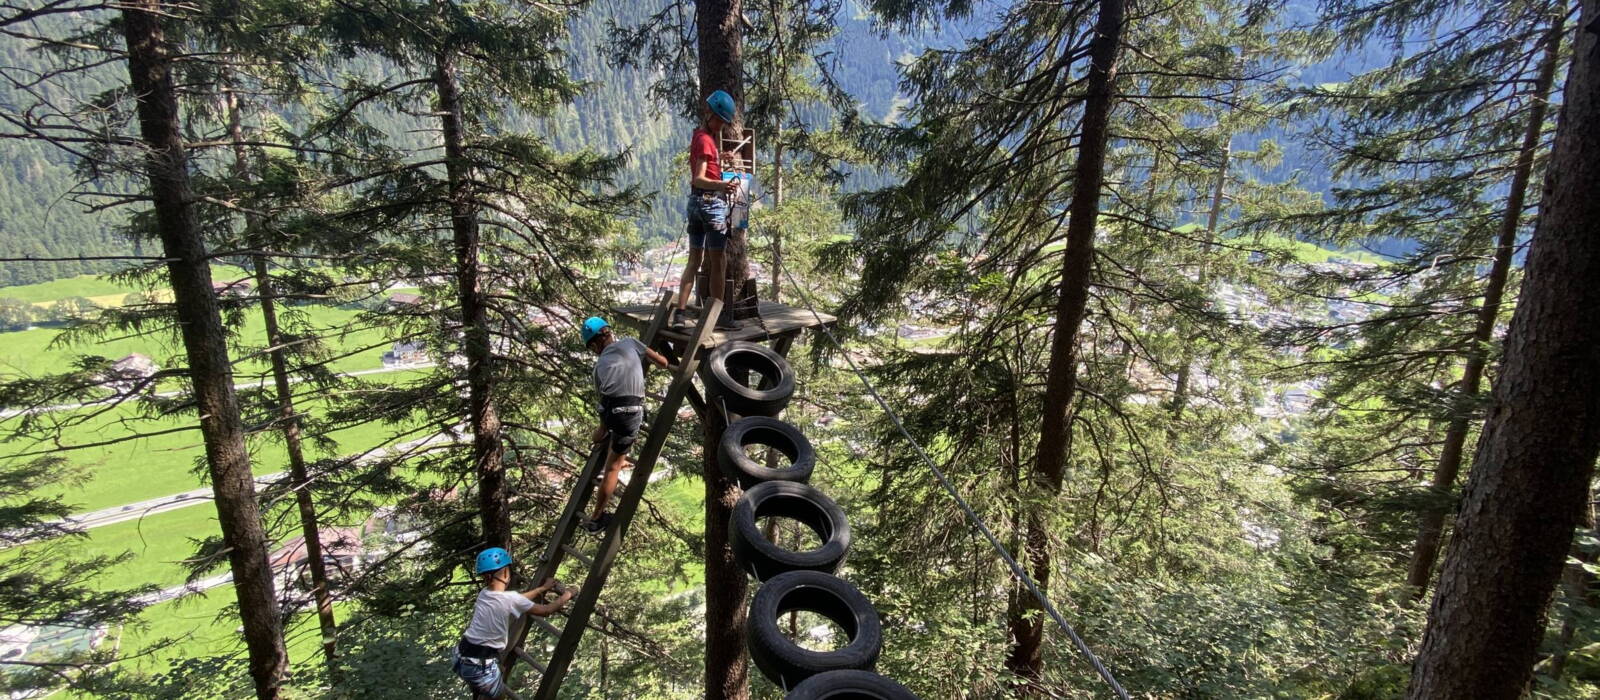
[119,2,288,695]
[308,0,636,560]
[1406,0,1600,693]
[1281,0,1574,602]
[838,0,1330,693]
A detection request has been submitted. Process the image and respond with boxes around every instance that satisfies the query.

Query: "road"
[134,571,236,606]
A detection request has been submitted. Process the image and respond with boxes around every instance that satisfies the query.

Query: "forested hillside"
[0,0,1391,290]
[0,0,919,287]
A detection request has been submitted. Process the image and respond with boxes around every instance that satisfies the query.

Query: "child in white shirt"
[453,547,574,698]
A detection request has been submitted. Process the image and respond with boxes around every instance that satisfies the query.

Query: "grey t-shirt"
[463,589,536,649]
[594,337,648,400]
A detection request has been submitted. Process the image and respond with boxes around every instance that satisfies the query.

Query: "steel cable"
[777,264,1132,700]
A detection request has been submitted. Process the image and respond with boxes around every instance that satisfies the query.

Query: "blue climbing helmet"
[475,547,512,575]
[581,316,610,345]
[706,89,735,122]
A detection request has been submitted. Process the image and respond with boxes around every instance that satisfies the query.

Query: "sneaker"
[715,314,740,331]
[671,308,690,328]
[579,512,612,534]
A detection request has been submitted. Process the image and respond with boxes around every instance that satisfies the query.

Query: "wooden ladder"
[498,293,721,700]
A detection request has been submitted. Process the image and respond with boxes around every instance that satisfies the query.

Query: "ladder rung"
[513,646,547,674]
[561,544,594,568]
[533,616,563,638]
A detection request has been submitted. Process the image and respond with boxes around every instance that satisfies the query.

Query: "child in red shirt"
[676,89,742,330]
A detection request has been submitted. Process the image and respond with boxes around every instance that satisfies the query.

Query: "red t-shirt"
[690,128,720,184]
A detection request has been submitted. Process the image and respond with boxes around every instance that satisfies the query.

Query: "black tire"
[747,570,882,689]
[784,670,920,700]
[720,417,816,488]
[701,341,795,417]
[731,481,851,581]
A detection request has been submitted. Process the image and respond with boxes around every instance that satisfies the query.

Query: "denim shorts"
[686,193,728,251]
[452,651,506,698]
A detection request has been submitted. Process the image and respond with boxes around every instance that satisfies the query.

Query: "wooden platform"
[615,300,837,347]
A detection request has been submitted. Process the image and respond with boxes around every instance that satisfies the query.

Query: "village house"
[381,339,429,368]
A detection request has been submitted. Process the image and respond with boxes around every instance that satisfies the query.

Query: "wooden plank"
[616,300,835,348]
[684,384,708,422]
[560,544,594,568]
[533,617,563,639]
[504,296,686,688]
[771,331,797,358]
[514,647,547,674]
[530,299,723,700]
[638,289,674,347]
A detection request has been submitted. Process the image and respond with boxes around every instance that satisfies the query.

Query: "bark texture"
[697,0,751,695]
[703,404,749,700]
[120,4,286,696]
[1405,15,1565,598]
[436,47,510,548]
[1006,0,1125,684]
[1406,3,1600,695]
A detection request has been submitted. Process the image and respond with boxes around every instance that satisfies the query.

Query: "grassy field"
[2,380,426,513]
[0,302,397,381]
[74,593,355,696]
[68,506,221,589]
[0,267,248,305]
[0,273,143,305]
[0,271,424,513]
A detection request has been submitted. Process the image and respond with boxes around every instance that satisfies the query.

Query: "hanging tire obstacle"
[730,480,851,581]
[783,669,920,699]
[746,570,883,688]
[720,416,816,488]
[723,347,921,697]
[702,340,796,416]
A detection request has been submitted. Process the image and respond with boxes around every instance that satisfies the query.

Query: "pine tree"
[1406,0,1600,693]
[837,0,1322,692]
[1283,0,1574,601]
[119,2,288,695]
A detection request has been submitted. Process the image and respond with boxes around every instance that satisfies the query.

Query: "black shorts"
[601,403,644,455]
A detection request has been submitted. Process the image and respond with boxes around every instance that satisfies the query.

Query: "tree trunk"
[767,0,786,303]
[120,4,286,697]
[1404,14,1565,599]
[435,47,509,549]
[697,1,751,695]
[1406,1,1600,695]
[1005,0,1125,685]
[224,84,340,672]
[770,138,783,302]
[697,0,751,314]
[253,255,341,670]
[1171,128,1231,419]
[703,405,749,700]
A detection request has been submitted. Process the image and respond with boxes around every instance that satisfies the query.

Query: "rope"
[650,236,683,306]
[777,265,1132,700]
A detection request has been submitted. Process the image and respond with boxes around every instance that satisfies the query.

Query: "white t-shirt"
[463,589,536,649]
